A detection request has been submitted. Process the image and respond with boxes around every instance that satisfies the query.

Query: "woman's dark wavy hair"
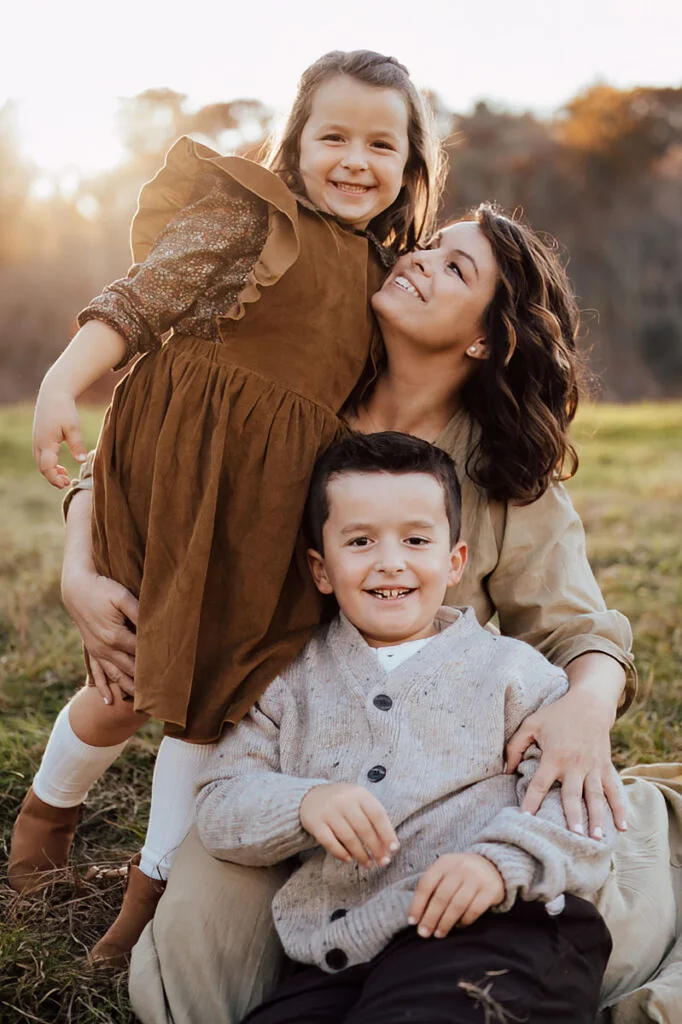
[460,204,585,504]
[264,50,444,254]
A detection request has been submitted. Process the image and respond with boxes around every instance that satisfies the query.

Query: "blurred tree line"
[1,82,682,402]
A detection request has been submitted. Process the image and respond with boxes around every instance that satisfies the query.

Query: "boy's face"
[307,471,467,648]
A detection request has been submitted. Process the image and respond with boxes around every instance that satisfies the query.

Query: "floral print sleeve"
[78,169,269,367]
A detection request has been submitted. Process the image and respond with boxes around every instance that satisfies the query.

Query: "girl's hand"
[505,685,628,840]
[33,382,88,488]
[300,782,399,869]
[61,568,138,700]
[409,853,505,937]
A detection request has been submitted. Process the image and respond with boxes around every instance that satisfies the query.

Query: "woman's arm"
[488,481,635,833]
[61,488,139,701]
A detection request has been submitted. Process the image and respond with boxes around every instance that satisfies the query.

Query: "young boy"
[196,432,615,1024]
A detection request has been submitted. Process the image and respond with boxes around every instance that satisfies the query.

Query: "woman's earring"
[467,345,478,355]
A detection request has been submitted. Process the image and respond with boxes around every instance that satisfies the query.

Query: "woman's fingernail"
[389,842,400,852]
[434,930,444,939]
[592,826,603,840]
[572,823,584,835]
[77,454,87,462]
[407,916,416,925]
[380,856,391,867]
[619,821,629,831]
[418,926,430,938]
[103,697,110,704]
[502,761,508,774]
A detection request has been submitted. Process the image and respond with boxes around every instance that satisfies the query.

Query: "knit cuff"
[469,842,537,911]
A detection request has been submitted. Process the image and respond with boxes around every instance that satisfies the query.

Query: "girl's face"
[372,222,499,353]
[298,75,410,230]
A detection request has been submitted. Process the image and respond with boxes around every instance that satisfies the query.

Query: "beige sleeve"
[488,481,636,712]
[61,449,95,522]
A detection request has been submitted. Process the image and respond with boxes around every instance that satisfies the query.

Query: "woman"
[56,204,667,1022]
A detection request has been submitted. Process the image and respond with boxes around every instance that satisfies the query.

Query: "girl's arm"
[33,320,128,487]
[487,481,635,834]
[36,167,268,488]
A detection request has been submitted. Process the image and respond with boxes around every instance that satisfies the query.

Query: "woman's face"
[372,222,498,353]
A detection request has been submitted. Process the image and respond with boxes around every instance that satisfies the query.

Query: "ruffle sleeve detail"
[78,136,301,368]
[132,137,301,326]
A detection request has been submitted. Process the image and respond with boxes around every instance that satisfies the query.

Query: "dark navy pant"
[243,895,611,1024]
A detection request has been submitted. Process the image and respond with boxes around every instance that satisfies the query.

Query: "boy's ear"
[447,541,467,588]
[306,548,334,595]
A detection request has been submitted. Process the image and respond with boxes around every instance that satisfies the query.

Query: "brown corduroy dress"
[85,138,386,742]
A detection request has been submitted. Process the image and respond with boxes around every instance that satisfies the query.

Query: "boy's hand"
[409,853,505,938]
[33,382,88,488]
[300,782,399,869]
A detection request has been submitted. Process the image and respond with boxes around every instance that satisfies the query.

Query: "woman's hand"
[33,380,88,488]
[62,568,139,703]
[505,653,629,838]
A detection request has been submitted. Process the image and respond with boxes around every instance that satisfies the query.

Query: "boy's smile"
[307,471,466,648]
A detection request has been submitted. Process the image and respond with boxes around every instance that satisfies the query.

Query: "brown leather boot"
[89,854,166,967]
[8,787,81,894]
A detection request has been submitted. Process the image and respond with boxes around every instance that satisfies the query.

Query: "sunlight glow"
[16,97,125,177]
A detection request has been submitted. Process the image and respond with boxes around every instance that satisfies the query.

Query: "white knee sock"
[32,703,129,809]
[139,737,216,881]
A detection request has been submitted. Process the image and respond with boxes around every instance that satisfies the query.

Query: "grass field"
[1,402,681,1023]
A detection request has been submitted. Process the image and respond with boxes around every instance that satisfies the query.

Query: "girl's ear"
[307,548,334,594]
[447,541,467,588]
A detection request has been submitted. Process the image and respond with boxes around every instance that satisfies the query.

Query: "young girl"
[9,50,442,961]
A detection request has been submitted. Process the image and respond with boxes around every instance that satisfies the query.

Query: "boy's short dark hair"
[305,431,462,553]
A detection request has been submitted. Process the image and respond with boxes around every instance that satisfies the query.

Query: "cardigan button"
[325,948,348,971]
[373,694,393,711]
[367,765,387,783]
[330,908,347,921]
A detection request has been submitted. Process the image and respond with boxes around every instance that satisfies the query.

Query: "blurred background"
[2,0,682,402]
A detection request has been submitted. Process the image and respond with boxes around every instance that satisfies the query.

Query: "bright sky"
[5,0,681,175]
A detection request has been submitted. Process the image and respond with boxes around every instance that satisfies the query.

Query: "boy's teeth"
[372,588,411,599]
[394,276,422,300]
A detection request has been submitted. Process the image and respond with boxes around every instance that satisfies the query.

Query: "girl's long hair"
[265,50,445,254]
[460,204,586,504]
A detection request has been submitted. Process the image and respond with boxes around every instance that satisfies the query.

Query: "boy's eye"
[405,536,430,545]
[348,536,372,547]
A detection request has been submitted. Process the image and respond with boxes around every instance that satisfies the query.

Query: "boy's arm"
[469,744,618,910]
[195,681,329,867]
[469,656,618,909]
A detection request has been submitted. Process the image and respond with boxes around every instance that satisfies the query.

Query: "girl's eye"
[448,261,463,280]
[372,141,395,151]
[322,134,344,142]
